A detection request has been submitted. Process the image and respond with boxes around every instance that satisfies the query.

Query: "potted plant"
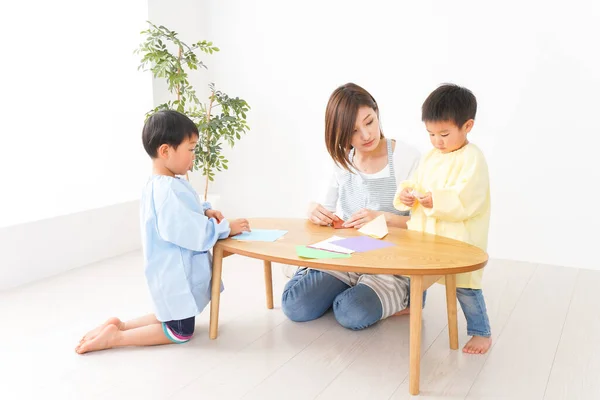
[136,22,250,202]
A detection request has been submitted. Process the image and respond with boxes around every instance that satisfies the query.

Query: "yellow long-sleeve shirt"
[393,143,491,289]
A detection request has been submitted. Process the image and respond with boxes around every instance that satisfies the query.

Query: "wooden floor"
[1,252,598,399]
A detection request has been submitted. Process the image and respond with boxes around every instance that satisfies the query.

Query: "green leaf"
[137,22,249,184]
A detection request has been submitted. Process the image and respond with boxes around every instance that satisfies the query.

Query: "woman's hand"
[308,202,340,226]
[343,209,382,229]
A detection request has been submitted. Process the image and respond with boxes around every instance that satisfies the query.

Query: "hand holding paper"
[416,192,433,208]
[343,209,381,229]
[357,214,388,239]
[332,215,346,229]
[308,203,339,226]
[398,187,416,208]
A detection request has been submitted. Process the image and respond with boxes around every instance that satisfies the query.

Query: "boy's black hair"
[142,110,199,158]
[421,84,477,128]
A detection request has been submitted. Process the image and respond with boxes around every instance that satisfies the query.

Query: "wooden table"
[209,218,487,395]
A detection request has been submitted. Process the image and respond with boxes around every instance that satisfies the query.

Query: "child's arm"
[156,188,231,252]
[205,209,224,223]
[423,151,489,222]
[201,201,212,214]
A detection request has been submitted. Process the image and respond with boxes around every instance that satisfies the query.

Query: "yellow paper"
[358,214,388,239]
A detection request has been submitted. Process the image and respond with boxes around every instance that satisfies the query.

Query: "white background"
[183,0,599,269]
[0,0,151,289]
[0,0,152,228]
[1,0,599,290]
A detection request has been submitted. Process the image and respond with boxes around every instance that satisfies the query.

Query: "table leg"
[264,260,274,309]
[209,245,224,340]
[409,275,424,395]
[445,274,459,350]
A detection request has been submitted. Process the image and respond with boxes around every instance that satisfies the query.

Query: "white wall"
[0,201,140,291]
[0,0,152,228]
[0,1,151,288]
[168,0,599,271]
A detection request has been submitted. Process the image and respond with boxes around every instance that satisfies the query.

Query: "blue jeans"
[281,269,383,330]
[281,269,427,330]
[281,270,488,336]
[457,288,491,337]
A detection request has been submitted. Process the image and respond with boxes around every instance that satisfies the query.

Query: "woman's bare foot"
[76,324,120,354]
[79,317,123,344]
[392,307,411,316]
[463,336,492,354]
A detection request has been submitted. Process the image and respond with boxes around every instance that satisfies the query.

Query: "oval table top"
[216,218,488,276]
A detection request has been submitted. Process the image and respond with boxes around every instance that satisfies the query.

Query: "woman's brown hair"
[325,83,383,172]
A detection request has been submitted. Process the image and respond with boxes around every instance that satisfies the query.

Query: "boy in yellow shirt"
[394,84,492,354]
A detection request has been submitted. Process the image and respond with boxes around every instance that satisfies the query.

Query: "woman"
[281,83,422,330]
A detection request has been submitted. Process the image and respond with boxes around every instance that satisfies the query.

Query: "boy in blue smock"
[76,110,250,354]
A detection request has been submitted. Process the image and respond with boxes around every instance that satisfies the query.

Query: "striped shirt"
[318,138,420,318]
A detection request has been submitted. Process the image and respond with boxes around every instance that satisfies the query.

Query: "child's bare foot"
[392,307,410,316]
[79,317,123,344]
[463,336,492,354]
[76,324,120,354]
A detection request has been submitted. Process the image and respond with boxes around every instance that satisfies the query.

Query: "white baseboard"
[0,200,141,291]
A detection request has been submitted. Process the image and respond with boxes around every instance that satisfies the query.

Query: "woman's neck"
[352,138,388,174]
[354,138,387,163]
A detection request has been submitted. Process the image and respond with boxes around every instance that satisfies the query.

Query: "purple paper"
[331,236,395,252]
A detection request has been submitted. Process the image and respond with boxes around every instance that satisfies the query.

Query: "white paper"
[308,235,355,254]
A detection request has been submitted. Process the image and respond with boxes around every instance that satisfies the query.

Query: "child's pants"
[161,316,195,343]
[456,287,491,337]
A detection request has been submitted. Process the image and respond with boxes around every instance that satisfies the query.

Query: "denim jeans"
[457,287,491,337]
[281,269,488,336]
[281,268,383,330]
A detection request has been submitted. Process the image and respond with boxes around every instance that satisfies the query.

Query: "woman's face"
[350,106,380,152]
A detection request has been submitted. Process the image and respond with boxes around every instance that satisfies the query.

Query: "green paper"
[296,246,352,259]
